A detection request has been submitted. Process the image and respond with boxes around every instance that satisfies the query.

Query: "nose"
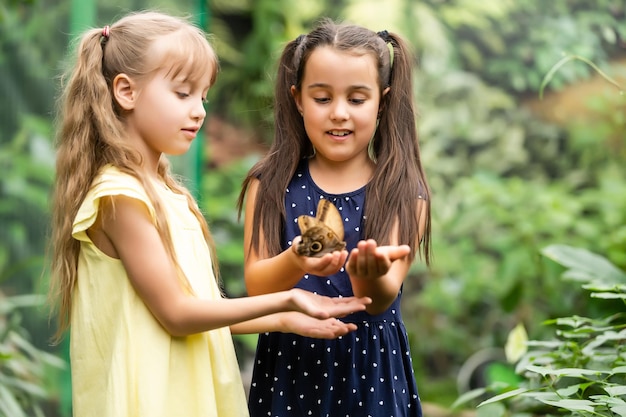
[330,100,349,121]
[191,99,207,121]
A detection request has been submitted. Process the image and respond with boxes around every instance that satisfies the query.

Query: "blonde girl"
[48,11,369,417]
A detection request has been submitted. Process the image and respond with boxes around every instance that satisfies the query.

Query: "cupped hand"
[279,312,359,339]
[345,239,411,280]
[288,288,371,320]
[291,236,349,276]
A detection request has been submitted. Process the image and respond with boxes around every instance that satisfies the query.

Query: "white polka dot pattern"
[248,162,422,417]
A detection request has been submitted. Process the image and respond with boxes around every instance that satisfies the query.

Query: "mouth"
[181,128,199,139]
[327,130,352,138]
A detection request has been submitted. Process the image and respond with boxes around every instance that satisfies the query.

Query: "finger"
[291,236,302,255]
[326,298,368,317]
[326,320,357,337]
[357,243,370,274]
[310,320,357,339]
[378,244,411,261]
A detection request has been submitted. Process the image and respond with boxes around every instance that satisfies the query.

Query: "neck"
[308,155,374,194]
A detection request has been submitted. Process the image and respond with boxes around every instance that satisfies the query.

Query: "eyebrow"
[306,83,373,91]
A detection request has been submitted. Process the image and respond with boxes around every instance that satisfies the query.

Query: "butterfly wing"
[295,200,347,257]
[315,199,345,241]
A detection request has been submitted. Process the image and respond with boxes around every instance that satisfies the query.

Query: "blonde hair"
[49,11,219,342]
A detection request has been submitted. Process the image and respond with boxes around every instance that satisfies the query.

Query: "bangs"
[154,29,218,86]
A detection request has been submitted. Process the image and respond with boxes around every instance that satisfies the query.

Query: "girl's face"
[292,46,386,166]
[123,66,211,168]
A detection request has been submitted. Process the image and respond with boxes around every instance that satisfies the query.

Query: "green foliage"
[0,292,65,417]
[454,245,626,417]
[405,165,626,386]
[405,58,625,395]
[0,115,54,294]
[201,157,258,297]
[201,157,262,354]
[209,0,329,135]
[433,0,626,93]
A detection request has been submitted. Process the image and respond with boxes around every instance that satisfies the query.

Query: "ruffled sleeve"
[72,165,156,242]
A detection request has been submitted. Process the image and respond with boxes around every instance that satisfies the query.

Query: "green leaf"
[611,366,626,374]
[556,384,581,397]
[605,386,626,396]
[537,398,594,412]
[0,385,27,417]
[591,292,626,299]
[451,387,487,409]
[612,405,626,417]
[477,388,529,407]
[526,365,606,377]
[542,244,626,284]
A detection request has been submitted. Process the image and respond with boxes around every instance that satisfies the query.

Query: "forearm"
[229,314,284,335]
[159,291,293,336]
[349,274,400,315]
[245,248,305,295]
[346,242,411,315]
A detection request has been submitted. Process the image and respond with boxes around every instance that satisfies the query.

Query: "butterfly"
[295,199,347,257]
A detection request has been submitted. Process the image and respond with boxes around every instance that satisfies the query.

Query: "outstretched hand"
[288,288,371,320]
[279,312,359,339]
[346,239,411,280]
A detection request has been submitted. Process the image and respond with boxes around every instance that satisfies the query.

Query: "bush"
[454,244,626,416]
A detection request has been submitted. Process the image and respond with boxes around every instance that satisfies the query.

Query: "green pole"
[190,0,210,202]
[69,0,95,36]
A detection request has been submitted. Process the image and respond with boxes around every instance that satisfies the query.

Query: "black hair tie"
[377,30,390,43]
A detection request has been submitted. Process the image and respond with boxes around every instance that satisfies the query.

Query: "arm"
[96,195,368,336]
[346,200,429,315]
[243,179,348,295]
[230,312,358,339]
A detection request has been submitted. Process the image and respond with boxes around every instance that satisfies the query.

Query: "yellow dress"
[70,165,248,417]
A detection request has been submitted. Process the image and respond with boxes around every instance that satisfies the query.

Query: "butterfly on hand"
[295,199,347,257]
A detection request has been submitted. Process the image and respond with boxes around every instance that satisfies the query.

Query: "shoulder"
[90,165,148,198]
[73,166,156,238]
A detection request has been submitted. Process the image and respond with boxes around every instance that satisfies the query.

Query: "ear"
[112,73,138,111]
[378,87,391,117]
[290,85,303,114]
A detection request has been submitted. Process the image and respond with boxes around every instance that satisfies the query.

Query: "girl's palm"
[289,288,370,319]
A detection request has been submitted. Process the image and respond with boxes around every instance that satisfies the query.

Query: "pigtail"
[50,28,129,342]
[237,38,308,257]
[368,32,431,264]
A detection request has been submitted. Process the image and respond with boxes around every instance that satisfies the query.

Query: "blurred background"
[1,0,625,416]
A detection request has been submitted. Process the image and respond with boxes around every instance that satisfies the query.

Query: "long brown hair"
[49,11,220,342]
[238,18,431,264]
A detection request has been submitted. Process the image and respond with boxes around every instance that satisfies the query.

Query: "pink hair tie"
[102,25,110,39]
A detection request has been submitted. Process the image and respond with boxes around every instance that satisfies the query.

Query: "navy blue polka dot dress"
[248,160,422,417]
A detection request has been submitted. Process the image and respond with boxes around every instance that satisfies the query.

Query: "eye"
[349,98,366,105]
[176,92,190,99]
[310,240,323,253]
[313,97,330,104]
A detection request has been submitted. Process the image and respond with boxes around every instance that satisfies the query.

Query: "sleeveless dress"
[71,165,248,417]
[248,160,422,417]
